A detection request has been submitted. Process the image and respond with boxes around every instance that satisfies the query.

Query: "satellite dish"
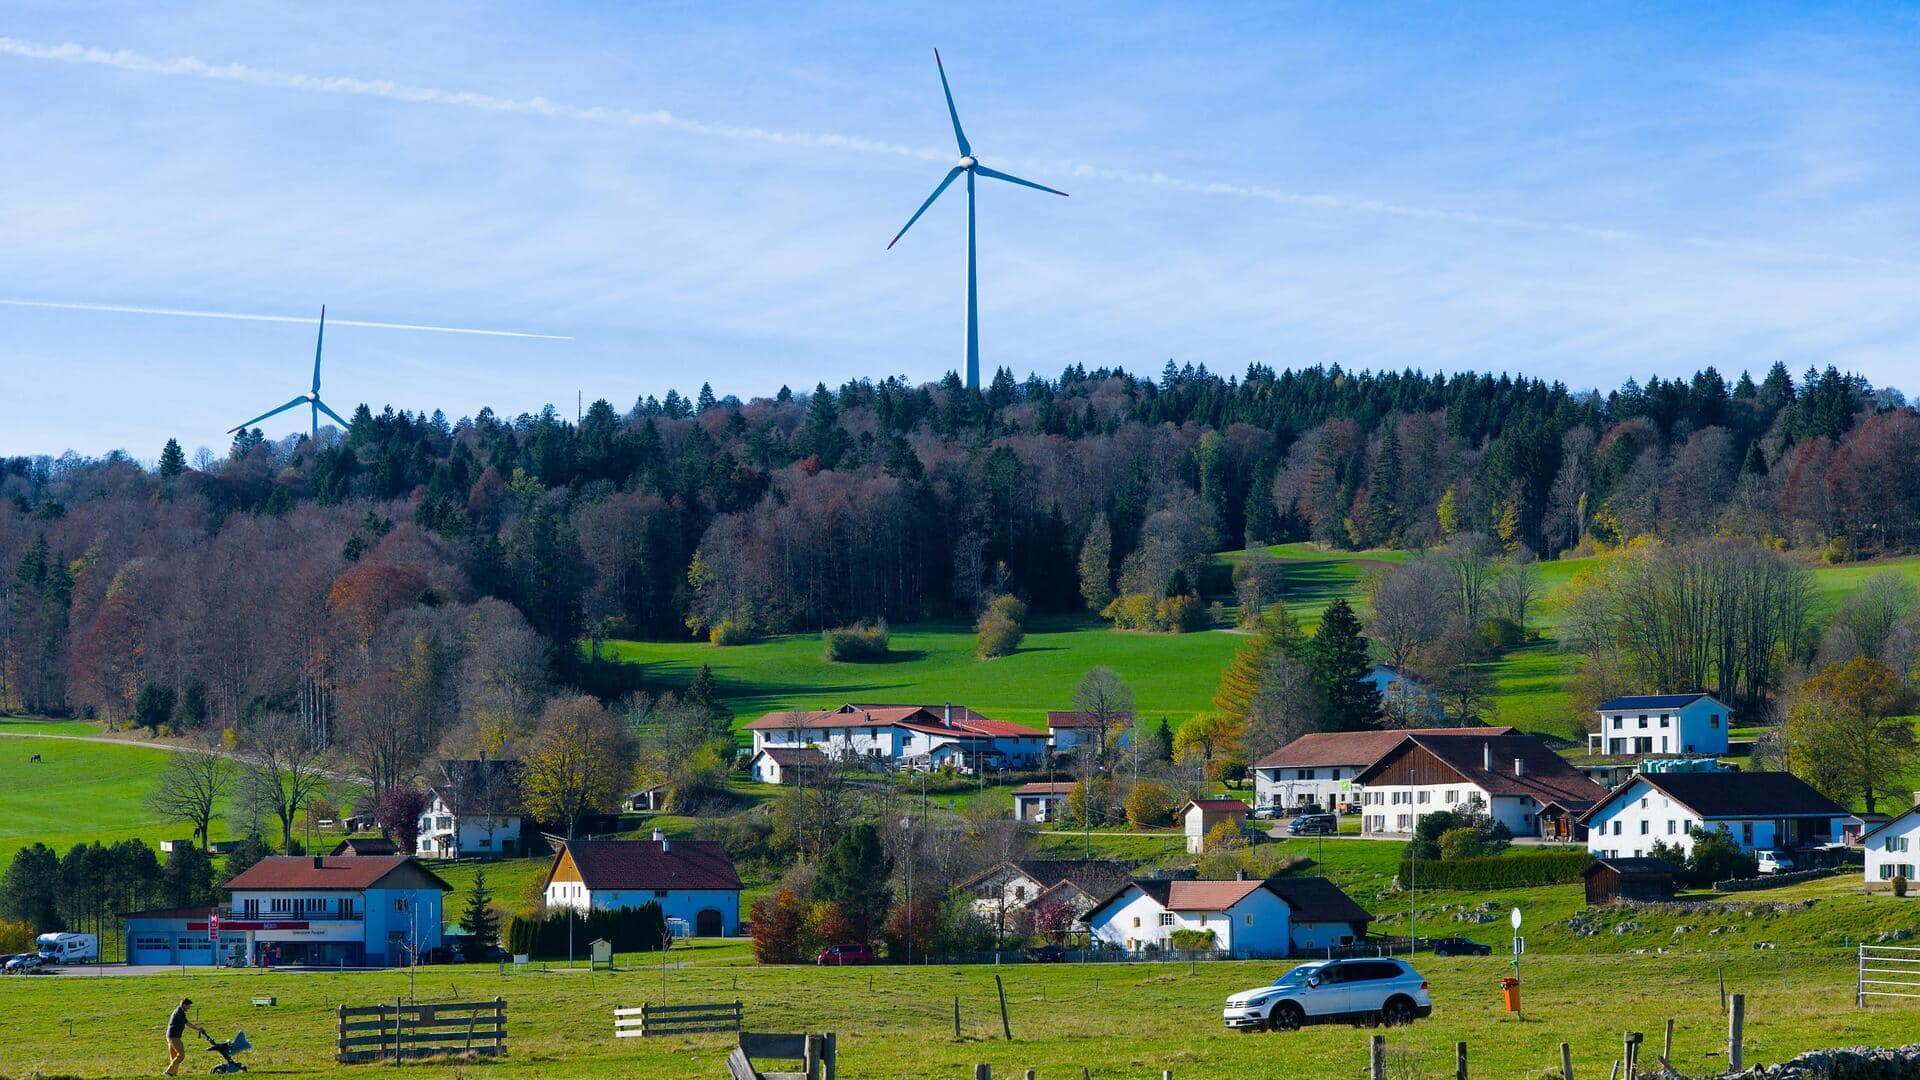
[1510,907,1523,929]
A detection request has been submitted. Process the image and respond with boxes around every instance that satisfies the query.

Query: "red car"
[816,943,875,966]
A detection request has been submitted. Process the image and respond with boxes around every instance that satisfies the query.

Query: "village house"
[416,758,524,860]
[1587,693,1731,757]
[1011,781,1074,823]
[1045,711,1131,756]
[1859,800,1920,888]
[1579,771,1848,860]
[1252,727,1511,814]
[748,746,831,786]
[329,836,400,857]
[1354,731,1606,841]
[1087,876,1371,958]
[743,703,1047,774]
[542,833,743,937]
[1182,798,1250,854]
[1366,664,1446,725]
[124,855,450,967]
[961,859,1132,934]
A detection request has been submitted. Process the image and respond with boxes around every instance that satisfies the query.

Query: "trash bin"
[1500,976,1521,1013]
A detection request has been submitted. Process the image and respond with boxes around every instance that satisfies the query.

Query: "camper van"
[34,932,98,965]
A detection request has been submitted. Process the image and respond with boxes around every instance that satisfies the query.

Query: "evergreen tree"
[0,843,63,931]
[796,383,848,468]
[220,835,273,881]
[1077,516,1114,612]
[686,663,731,722]
[696,382,717,414]
[1367,422,1401,544]
[1310,598,1379,730]
[1212,603,1309,725]
[1147,718,1175,763]
[160,844,216,909]
[462,869,500,947]
[158,438,187,478]
[814,822,893,942]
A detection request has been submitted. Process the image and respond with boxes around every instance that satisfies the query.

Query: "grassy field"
[1,943,1912,1078]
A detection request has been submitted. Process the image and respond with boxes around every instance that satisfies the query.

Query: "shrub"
[1436,826,1488,860]
[506,901,667,958]
[1157,595,1208,633]
[1895,874,1909,898]
[822,620,890,662]
[976,595,1027,659]
[1400,850,1592,889]
[1683,825,1757,886]
[750,888,805,964]
[1479,616,1524,650]
[1101,593,1158,630]
[1066,778,1118,826]
[1123,779,1176,829]
[0,918,34,953]
[1822,536,1856,564]
[1169,928,1218,951]
[709,618,755,646]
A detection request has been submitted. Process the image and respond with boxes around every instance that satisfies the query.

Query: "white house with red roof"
[1182,798,1250,853]
[1045,711,1131,756]
[742,703,1046,773]
[543,834,743,936]
[1087,876,1372,958]
[1252,727,1512,814]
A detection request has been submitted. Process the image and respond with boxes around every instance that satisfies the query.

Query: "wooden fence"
[335,999,506,1064]
[727,1032,836,1080]
[614,1000,743,1038]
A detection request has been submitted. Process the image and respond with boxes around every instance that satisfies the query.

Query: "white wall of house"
[1864,815,1920,885]
[1596,698,1730,756]
[1584,779,1843,858]
[1360,782,1491,835]
[1184,805,1247,854]
[543,883,740,935]
[1254,765,1361,811]
[1013,793,1063,822]
[416,793,521,858]
[1089,887,1292,957]
[752,725,902,761]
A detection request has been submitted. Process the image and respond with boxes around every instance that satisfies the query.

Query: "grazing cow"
[29,753,42,763]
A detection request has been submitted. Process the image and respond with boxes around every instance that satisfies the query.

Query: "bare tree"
[1365,557,1450,666]
[1241,652,1324,759]
[239,714,334,852]
[1437,532,1501,626]
[1071,666,1135,764]
[146,748,233,851]
[1493,550,1543,630]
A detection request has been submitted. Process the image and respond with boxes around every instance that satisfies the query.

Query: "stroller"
[197,1028,250,1073]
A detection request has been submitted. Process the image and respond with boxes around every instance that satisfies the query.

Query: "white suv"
[1223,959,1432,1031]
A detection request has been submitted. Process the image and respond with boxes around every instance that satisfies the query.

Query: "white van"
[35,932,98,964]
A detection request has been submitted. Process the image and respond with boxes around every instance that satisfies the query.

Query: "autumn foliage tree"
[1785,657,1916,813]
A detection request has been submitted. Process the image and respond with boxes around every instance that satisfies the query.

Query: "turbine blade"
[974,165,1068,197]
[227,396,309,434]
[312,305,326,393]
[314,398,351,429]
[933,49,971,157]
[887,166,963,249]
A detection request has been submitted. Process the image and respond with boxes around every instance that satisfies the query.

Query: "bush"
[822,620,890,662]
[1400,850,1592,889]
[1822,536,1856,564]
[1101,593,1158,630]
[1479,616,1524,650]
[1896,874,1909,898]
[1157,595,1208,633]
[976,595,1027,659]
[750,888,805,963]
[709,618,755,646]
[1123,779,1176,829]
[1168,928,1218,951]
[1066,778,1118,826]
[1436,826,1488,860]
[507,901,668,958]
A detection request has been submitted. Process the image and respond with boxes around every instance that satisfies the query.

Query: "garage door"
[175,938,214,965]
[131,935,173,965]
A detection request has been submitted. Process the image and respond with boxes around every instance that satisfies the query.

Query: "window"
[1445,790,1459,804]
[1612,716,1624,730]
[1640,797,1649,810]
[1014,886,1026,901]
[1131,916,1140,928]
[1417,791,1430,804]
[394,898,409,912]
[1639,820,1649,835]
[1612,821,1622,836]
[1158,913,1175,927]
[1667,820,1677,835]
[1244,914,1254,926]
[1711,715,1721,729]
[654,890,668,899]
[1638,714,1648,728]
[1660,715,1670,727]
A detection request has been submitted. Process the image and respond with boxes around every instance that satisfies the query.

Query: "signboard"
[188,921,310,932]
[208,908,220,942]
[1509,907,1522,929]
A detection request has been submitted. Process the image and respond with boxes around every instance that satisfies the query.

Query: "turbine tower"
[227,306,352,438]
[889,49,1066,390]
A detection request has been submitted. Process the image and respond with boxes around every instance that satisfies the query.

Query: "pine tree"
[815,822,893,941]
[1212,603,1308,725]
[696,382,717,414]
[158,438,187,479]
[1368,422,1401,544]
[462,869,500,947]
[1310,598,1379,730]
[687,663,731,722]
[1147,718,1174,763]
[1077,516,1114,611]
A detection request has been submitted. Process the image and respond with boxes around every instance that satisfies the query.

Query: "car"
[1429,937,1492,957]
[1252,806,1285,820]
[1027,944,1067,963]
[1287,814,1338,836]
[464,944,511,964]
[1222,958,1432,1032]
[816,943,875,966]
[1755,850,1795,875]
[4,953,46,973]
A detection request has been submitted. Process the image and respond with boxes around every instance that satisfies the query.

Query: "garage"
[130,934,173,965]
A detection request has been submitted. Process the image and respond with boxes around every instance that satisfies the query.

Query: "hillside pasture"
[0,729,235,864]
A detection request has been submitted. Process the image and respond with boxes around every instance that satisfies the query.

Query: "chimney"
[1483,742,1493,771]
[653,828,668,853]
[944,703,953,728]
[1514,758,1525,777]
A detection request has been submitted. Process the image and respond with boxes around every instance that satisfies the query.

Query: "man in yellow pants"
[164,997,205,1076]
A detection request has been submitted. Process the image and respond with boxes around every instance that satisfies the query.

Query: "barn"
[1583,856,1677,904]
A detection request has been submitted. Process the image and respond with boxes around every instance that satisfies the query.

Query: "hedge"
[507,901,668,958]
[1402,850,1593,889]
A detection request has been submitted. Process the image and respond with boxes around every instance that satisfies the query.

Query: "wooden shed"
[1583,856,1677,904]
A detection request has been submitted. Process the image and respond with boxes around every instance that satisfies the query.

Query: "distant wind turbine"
[227,306,351,437]
[888,49,1066,391]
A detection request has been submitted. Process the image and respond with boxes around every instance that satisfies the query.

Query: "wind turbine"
[227,306,352,438]
[888,49,1066,391]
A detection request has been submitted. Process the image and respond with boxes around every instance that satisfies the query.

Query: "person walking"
[164,996,204,1077]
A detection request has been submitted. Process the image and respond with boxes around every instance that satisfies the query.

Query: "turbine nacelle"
[957,155,977,170]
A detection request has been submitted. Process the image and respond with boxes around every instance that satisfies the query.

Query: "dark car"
[1027,944,1067,963]
[1287,814,1337,836]
[1429,937,1492,957]
[463,944,511,964]
[816,943,875,966]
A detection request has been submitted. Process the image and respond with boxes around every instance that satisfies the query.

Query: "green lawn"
[0,730,239,864]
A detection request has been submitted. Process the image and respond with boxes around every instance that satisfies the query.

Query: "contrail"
[0,298,572,340]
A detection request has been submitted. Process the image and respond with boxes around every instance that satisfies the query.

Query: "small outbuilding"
[1583,856,1676,904]
[1180,798,1249,855]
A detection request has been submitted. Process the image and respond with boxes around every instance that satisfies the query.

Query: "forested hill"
[0,360,1913,737]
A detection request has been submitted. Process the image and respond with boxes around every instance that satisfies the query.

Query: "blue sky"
[2,2,1917,457]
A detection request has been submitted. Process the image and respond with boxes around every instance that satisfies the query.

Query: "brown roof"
[551,839,742,893]
[329,837,400,856]
[1093,875,1371,925]
[1579,771,1847,826]
[1166,879,1265,909]
[224,855,451,893]
[743,704,1041,739]
[1013,782,1076,796]
[1182,798,1250,815]
[1354,732,1606,808]
[1046,711,1130,729]
[959,859,1133,897]
[1260,877,1374,926]
[1253,727,1513,769]
[754,747,830,767]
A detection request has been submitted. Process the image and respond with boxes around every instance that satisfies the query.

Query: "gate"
[1857,945,1920,1005]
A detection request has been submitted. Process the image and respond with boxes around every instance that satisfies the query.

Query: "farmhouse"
[1587,693,1731,757]
[1182,798,1249,854]
[124,855,450,967]
[1046,711,1131,756]
[1579,771,1848,859]
[1087,876,1371,958]
[743,703,1047,773]
[542,834,742,937]
[1583,856,1677,904]
[1860,802,1920,888]
[1253,727,1511,814]
[1355,731,1606,840]
[1011,781,1074,822]
[748,746,831,786]
[329,836,400,857]
[961,859,1132,932]
[416,758,524,859]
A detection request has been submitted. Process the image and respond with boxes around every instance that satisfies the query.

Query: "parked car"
[816,943,875,966]
[1222,958,1432,1031]
[1252,806,1285,820]
[1027,944,1067,963]
[1755,850,1795,875]
[1428,937,1492,957]
[463,944,511,964]
[5,953,47,973]
[1287,814,1338,836]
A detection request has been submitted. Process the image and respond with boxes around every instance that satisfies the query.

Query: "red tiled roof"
[1253,727,1512,769]
[1354,733,1606,808]
[224,855,450,893]
[743,703,1041,740]
[554,839,743,892]
[1182,799,1250,815]
[1165,879,1264,909]
[1090,875,1371,924]
[1046,711,1131,729]
[1013,782,1075,796]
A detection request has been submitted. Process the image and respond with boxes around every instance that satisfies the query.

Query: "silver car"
[1223,958,1433,1031]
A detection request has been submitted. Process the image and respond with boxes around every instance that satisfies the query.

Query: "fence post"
[335,1005,345,1064]
[1663,1018,1673,1064]
[1857,944,1865,1007]
[1561,1041,1574,1080]
[954,997,962,1038]
[1727,994,1744,1072]
[495,997,505,1059]
[1370,1033,1387,1080]
[1455,1041,1467,1080]
[975,1065,991,1080]
[997,974,1013,1040]
[1025,1071,1036,1080]
[394,998,404,1065]
[823,1032,837,1080]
